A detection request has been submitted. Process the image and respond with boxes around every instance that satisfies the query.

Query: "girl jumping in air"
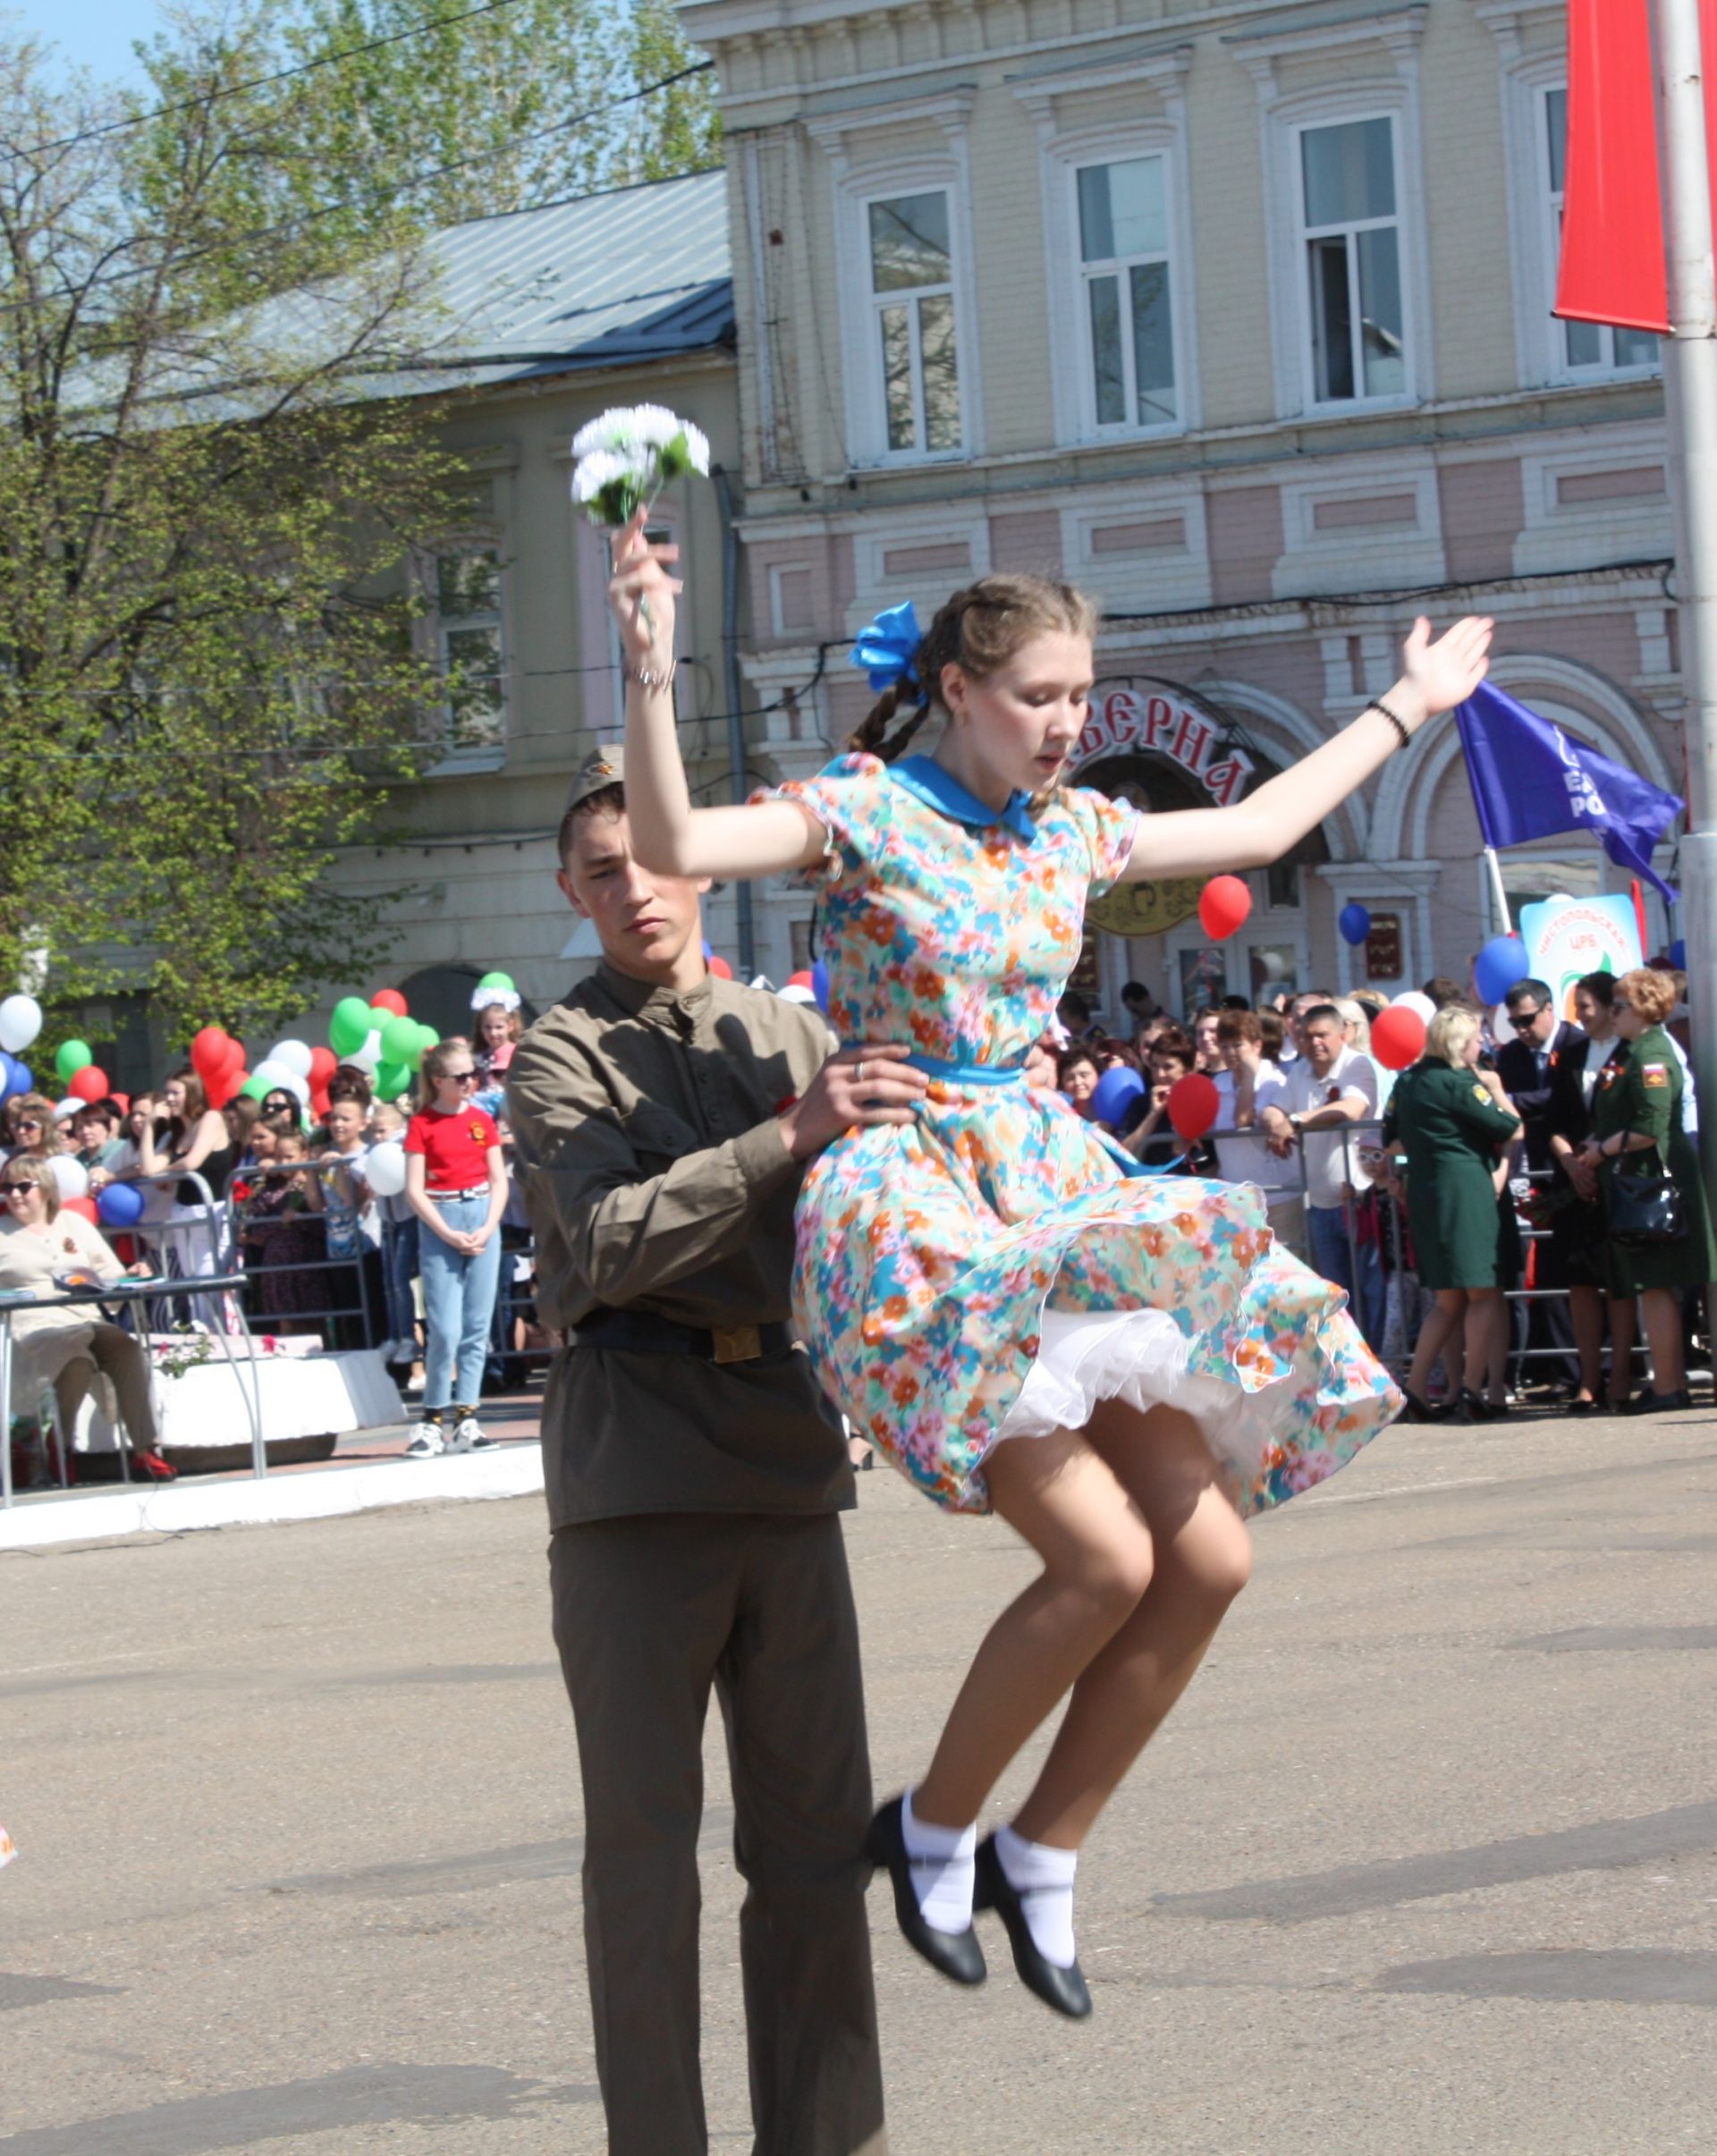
[605,510,1491,2019]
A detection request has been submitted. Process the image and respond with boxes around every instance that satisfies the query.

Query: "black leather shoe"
[864,1797,985,1986]
[974,1834,1092,2019]
[1625,1387,1694,1415]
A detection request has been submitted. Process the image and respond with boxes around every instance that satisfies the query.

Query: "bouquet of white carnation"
[570,404,711,526]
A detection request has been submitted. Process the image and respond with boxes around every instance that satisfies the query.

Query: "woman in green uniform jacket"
[1578,966,1715,1413]
[1384,1003,1522,1421]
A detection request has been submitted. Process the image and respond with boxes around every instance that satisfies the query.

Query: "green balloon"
[328,995,371,1057]
[55,1038,93,1081]
[477,970,514,993]
[241,1073,271,1101]
[413,1023,439,1065]
[376,1061,411,1102]
[368,1005,393,1037]
[381,1014,419,1067]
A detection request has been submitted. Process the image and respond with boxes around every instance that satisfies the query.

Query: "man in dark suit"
[1497,978,1586,1172]
[1496,977,1586,1391]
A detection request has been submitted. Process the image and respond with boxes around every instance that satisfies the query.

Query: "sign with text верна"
[1518,896,1642,1021]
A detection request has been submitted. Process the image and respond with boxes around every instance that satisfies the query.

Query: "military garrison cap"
[563,743,625,816]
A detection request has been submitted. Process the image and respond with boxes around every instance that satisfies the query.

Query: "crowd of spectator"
[1053,964,1713,1420]
[1,1002,537,1486]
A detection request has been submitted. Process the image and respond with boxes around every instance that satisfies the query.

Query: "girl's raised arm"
[608,512,827,880]
[1117,615,1492,882]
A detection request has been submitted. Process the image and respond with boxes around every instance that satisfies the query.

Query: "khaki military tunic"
[506,961,853,1526]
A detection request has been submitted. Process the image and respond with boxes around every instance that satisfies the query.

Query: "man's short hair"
[1422,976,1464,1009]
[558,782,625,868]
[1059,990,1090,1022]
[1505,977,1553,1011]
[1121,980,1151,1002]
[1301,1002,1343,1029]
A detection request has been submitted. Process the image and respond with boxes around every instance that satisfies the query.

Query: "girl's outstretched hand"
[1400,614,1493,720]
[607,505,681,671]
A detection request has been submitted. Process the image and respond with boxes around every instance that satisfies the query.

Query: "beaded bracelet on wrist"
[1363,697,1413,750]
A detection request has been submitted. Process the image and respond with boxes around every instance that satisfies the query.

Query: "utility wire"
[2,59,715,321]
[18,0,537,161]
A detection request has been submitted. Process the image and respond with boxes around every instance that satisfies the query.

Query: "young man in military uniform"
[506,747,923,2156]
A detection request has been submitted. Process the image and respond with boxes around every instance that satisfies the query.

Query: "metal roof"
[368,166,734,398]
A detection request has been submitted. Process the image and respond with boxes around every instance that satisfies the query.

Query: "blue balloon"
[1091,1065,1146,1128]
[1474,933,1530,1007]
[0,1054,17,1099]
[701,939,713,960]
[1338,902,1372,947]
[97,1180,146,1229]
[6,1059,30,1099]
[1670,937,1687,969]
[812,960,831,1012]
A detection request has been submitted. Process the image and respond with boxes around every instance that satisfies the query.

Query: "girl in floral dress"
[605,510,1491,2018]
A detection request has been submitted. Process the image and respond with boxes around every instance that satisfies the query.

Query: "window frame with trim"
[421,539,510,771]
[825,143,982,469]
[1038,121,1196,445]
[1291,109,1412,411]
[1535,80,1661,385]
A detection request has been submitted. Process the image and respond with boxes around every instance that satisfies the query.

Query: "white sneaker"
[405,1421,445,1457]
[449,1416,495,1453]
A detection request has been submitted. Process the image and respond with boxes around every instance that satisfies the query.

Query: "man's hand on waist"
[776,1044,927,1162]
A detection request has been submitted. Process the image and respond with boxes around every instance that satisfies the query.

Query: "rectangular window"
[1300,116,1406,404]
[1543,87,1659,376]
[867,190,961,454]
[434,548,505,754]
[1076,156,1177,429]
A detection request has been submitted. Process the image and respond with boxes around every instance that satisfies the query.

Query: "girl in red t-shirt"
[402,1039,508,1455]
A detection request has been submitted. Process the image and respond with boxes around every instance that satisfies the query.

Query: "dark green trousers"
[550,1513,886,2156]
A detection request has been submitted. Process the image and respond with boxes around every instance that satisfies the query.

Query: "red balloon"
[1167,1071,1222,1142]
[69,1065,108,1103]
[190,1025,230,1076]
[110,1092,130,1114]
[707,955,734,979]
[371,988,409,1017]
[1370,1005,1427,1071]
[1197,875,1252,941]
[63,1196,99,1224]
[207,1067,247,1110]
[784,969,814,991]
[308,1046,338,1086]
[215,1032,246,1072]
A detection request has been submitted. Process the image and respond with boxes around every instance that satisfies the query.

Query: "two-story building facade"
[685,0,1686,1016]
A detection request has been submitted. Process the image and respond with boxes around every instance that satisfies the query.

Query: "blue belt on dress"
[849,1046,1162,1178]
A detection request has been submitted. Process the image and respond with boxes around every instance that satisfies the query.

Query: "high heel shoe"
[973,1834,1091,2019]
[1397,1389,1440,1425]
[864,1797,985,1986]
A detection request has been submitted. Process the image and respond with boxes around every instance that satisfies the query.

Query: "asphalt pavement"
[3,1401,1716,2154]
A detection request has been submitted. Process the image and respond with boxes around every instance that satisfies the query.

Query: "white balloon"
[0,993,42,1054]
[52,1096,80,1121]
[347,1030,383,1075]
[49,1154,89,1200]
[251,1059,292,1089]
[269,1038,314,1079]
[364,1138,408,1197]
[1391,991,1436,1023]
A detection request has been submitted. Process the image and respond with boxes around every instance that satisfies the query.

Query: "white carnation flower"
[571,446,636,503]
[680,419,711,475]
[625,403,684,448]
[571,407,639,460]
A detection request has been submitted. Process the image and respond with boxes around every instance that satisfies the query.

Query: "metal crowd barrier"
[221,1159,380,1348]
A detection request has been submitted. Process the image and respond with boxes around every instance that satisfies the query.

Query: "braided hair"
[847,573,1100,762]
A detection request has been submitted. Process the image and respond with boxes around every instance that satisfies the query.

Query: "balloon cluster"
[326,987,439,1105]
[0,995,41,1101]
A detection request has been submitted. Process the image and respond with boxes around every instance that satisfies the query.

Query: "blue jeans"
[419,1195,502,1413]
[382,1216,420,1351]
[1307,1201,1386,1354]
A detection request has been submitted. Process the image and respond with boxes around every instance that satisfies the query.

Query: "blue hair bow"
[850,600,922,695]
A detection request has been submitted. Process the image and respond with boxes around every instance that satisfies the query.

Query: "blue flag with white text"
[1454,681,1683,905]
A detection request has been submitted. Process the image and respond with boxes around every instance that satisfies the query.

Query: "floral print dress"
[761,753,1401,1517]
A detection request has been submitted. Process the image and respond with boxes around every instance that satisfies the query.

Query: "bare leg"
[1568,1284,1604,1401]
[911,1425,1155,1831]
[1408,1289,1466,1403]
[1464,1287,1502,1400]
[1609,1294,1639,1404]
[1640,1286,1687,1396]
[1011,1402,1251,1848]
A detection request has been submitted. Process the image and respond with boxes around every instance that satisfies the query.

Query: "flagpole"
[1650,0,1717,1221]
[1482,847,1513,936]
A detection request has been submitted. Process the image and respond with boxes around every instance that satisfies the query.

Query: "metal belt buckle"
[712,1323,763,1365]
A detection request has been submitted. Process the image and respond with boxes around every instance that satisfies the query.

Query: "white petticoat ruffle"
[994,1306,1294,1496]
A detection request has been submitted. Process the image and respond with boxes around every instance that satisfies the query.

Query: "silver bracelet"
[626,659,677,692]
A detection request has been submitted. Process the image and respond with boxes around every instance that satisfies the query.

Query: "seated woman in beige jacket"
[0,1155,171,1479]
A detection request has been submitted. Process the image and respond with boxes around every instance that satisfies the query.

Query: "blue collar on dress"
[889,755,1038,844]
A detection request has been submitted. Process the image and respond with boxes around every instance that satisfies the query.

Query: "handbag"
[1610,1143,1687,1247]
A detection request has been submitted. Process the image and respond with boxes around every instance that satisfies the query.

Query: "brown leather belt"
[569,1307,791,1365]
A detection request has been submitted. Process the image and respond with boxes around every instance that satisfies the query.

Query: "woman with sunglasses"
[402,1039,507,1455]
[5,1095,63,1163]
[0,1154,173,1481]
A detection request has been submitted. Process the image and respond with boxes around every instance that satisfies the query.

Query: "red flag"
[1556,0,1717,335]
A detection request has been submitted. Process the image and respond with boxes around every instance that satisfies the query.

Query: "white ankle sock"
[995,1823,1078,1968]
[901,1789,977,1935]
